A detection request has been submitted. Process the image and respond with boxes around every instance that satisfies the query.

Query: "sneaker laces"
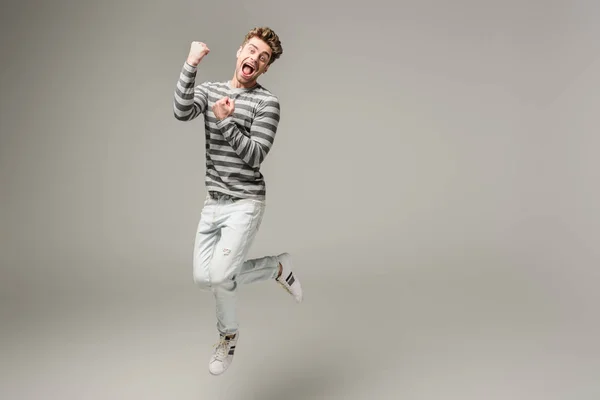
[212,336,232,361]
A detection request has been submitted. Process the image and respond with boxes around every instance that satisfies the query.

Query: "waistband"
[208,191,242,201]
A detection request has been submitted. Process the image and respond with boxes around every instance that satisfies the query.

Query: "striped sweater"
[173,62,281,200]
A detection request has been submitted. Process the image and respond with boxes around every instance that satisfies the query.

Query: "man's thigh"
[193,196,220,286]
[208,198,265,285]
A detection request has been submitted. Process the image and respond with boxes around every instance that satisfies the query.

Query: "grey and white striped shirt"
[173,62,281,200]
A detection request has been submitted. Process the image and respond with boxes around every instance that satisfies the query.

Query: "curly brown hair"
[242,27,283,65]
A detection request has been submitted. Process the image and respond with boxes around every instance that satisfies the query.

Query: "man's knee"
[193,258,235,288]
[193,255,212,288]
[209,271,234,287]
[193,270,211,289]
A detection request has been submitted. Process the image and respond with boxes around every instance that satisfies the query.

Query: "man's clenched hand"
[186,41,210,67]
[213,97,235,120]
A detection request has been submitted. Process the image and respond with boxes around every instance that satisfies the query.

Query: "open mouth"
[242,62,255,77]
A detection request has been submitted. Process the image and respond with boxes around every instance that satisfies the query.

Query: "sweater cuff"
[183,61,197,73]
[216,116,233,129]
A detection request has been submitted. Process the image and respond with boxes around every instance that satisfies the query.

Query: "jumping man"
[172,26,303,376]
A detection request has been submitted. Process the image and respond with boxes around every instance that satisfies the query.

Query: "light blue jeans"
[192,193,280,334]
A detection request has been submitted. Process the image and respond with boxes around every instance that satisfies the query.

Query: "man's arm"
[173,62,209,121]
[216,97,281,169]
[173,41,210,121]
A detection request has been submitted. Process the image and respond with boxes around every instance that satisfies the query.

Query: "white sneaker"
[208,332,238,376]
[276,253,303,303]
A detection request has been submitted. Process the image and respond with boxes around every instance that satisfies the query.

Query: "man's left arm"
[215,97,281,169]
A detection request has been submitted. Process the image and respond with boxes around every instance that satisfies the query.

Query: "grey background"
[1,0,599,399]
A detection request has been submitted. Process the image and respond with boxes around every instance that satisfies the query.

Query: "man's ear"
[263,64,270,74]
[236,46,242,58]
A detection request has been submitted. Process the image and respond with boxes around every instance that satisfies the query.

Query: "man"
[172,27,303,376]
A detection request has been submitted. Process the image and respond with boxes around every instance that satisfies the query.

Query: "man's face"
[235,37,273,86]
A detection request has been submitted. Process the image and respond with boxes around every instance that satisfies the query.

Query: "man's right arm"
[173,62,208,121]
[173,41,211,121]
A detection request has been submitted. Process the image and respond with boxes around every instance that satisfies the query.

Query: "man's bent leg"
[234,255,280,285]
[237,253,304,303]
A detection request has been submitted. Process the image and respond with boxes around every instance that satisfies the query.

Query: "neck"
[230,73,257,89]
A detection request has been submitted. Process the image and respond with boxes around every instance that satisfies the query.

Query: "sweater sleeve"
[173,62,209,121]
